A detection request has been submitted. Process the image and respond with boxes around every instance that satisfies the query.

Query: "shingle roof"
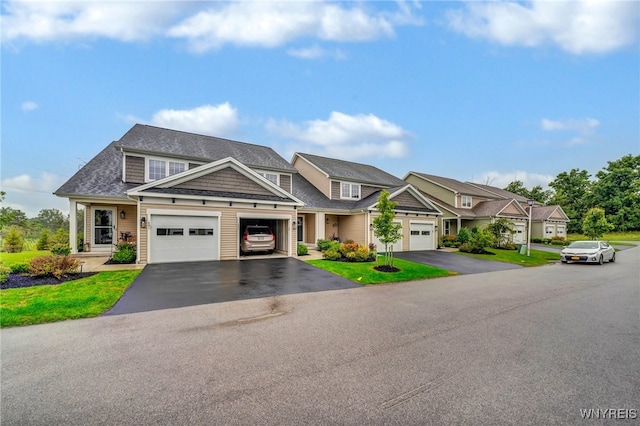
[530,205,568,221]
[465,182,530,202]
[409,172,497,197]
[472,199,526,217]
[116,124,296,172]
[54,141,135,199]
[295,153,405,187]
[292,174,377,210]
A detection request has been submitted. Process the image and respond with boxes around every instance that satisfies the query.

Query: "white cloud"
[287,45,346,60]
[168,1,421,52]
[447,1,639,54]
[1,172,68,217]
[474,170,555,190]
[21,101,38,111]
[150,103,239,137]
[1,0,184,43]
[267,111,411,159]
[541,118,600,134]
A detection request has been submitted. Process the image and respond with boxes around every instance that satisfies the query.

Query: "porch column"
[457,217,461,233]
[69,200,77,254]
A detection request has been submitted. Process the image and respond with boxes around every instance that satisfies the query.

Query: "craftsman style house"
[55,125,442,264]
[292,153,442,252]
[404,172,569,243]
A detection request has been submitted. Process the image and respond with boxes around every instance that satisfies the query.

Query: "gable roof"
[529,205,570,222]
[406,172,497,197]
[294,152,405,187]
[465,182,530,203]
[116,124,296,172]
[472,199,528,218]
[127,157,303,205]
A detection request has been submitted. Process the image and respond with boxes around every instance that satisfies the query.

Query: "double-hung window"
[258,172,279,185]
[147,159,186,181]
[461,195,472,208]
[341,182,360,199]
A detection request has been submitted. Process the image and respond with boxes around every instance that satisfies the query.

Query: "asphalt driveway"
[395,250,523,275]
[106,258,358,315]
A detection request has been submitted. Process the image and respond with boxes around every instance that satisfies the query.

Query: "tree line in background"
[503,154,640,234]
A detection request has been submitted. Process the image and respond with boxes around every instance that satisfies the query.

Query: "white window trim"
[461,195,472,209]
[145,157,187,182]
[340,182,361,200]
[256,171,280,186]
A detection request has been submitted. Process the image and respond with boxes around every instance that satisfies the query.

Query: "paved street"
[2,247,638,425]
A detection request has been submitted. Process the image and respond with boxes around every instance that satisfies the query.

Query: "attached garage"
[409,222,435,251]
[513,223,526,244]
[149,213,219,263]
[372,221,403,253]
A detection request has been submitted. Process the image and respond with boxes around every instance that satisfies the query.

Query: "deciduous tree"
[372,190,402,269]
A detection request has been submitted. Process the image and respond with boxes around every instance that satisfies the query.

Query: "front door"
[297,216,304,242]
[93,207,115,250]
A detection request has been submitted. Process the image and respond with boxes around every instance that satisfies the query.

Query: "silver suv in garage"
[241,225,275,254]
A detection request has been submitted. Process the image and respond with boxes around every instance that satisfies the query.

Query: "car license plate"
[258,236,264,240]
[571,256,580,260]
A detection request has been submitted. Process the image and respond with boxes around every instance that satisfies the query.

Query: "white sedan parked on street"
[560,241,615,265]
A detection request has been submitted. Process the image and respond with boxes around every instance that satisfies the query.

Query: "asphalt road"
[2,247,638,425]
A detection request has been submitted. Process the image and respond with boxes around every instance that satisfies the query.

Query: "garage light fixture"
[120,210,125,220]
[172,198,176,204]
[326,218,330,224]
[140,217,146,228]
[253,203,257,208]
[202,200,206,205]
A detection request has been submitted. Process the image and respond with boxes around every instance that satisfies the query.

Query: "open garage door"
[409,222,434,251]
[239,216,290,257]
[150,214,219,263]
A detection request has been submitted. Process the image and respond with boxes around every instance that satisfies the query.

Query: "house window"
[258,172,279,185]
[461,196,472,208]
[444,221,450,235]
[341,182,360,199]
[147,159,186,181]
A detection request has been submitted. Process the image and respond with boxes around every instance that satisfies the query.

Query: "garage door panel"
[150,215,218,263]
[410,223,434,251]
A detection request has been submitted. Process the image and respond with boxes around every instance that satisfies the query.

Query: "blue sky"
[2,0,638,217]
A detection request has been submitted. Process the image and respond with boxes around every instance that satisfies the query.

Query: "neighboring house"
[55,124,304,263]
[292,153,442,252]
[404,172,569,243]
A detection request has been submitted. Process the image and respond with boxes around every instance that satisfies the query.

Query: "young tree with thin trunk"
[372,190,402,269]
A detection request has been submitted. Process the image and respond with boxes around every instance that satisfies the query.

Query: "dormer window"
[461,195,472,208]
[147,158,186,181]
[341,182,360,199]
[258,172,279,185]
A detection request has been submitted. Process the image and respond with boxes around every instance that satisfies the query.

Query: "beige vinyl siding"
[405,175,455,205]
[125,155,145,183]
[337,214,366,244]
[138,203,296,263]
[294,156,331,198]
[298,213,315,244]
[531,221,543,239]
[174,168,273,196]
[466,219,491,229]
[549,208,565,220]
[116,205,137,241]
[501,202,523,216]
[279,174,292,193]
[391,191,424,209]
[324,214,339,240]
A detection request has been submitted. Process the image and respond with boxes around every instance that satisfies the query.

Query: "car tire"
[598,255,604,265]
[561,260,567,264]
[610,252,615,263]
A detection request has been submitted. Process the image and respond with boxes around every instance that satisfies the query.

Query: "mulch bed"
[1,273,97,290]
[374,265,401,273]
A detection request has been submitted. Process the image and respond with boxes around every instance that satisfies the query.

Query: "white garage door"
[513,224,526,244]
[410,223,434,251]
[150,215,219,263]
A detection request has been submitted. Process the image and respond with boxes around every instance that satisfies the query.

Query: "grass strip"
[1,250,50,267]
[307,257,454,285]
[0,270,141,328]
[455,248,559,267]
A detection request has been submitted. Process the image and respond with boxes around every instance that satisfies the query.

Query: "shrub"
[36,229,51,250]
[322,249,341,261]
[112,242,136,264]
[2,226,24,253]
[354,245,376,262]
[550,236,566,246]
[456,228,471,244]
[50,228,69,246]
[464,228,495,254]
[458,243,473,253]
[339,242,358,257]
[10,263,30,274]
[297,243,309,256]
[50,244,72,256]
[0,267,9,284]
[531,238,544,244]
[317,239,334,251]
[29,255,80,279]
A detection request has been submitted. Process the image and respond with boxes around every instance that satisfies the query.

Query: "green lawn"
[455,248,559,267]
[0,270,141,328]
[567,232,640,242]
[307,257,454,284]
[1,250,50,267]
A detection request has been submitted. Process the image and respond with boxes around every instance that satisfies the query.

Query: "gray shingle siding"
[125,155,145,183]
